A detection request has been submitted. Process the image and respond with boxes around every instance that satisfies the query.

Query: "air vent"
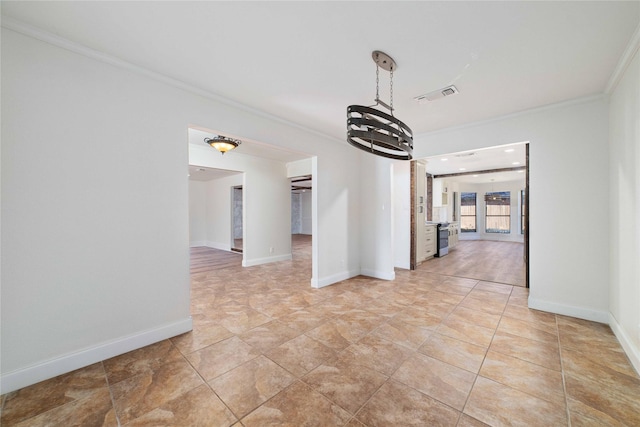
[442,87,456,96]
[455,152,475,157]
[414,85,459,103]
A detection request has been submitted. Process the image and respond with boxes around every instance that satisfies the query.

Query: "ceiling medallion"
[347,51,413,160]
[204,135,242,155]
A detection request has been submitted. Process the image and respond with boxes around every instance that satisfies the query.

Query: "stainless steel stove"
[435,222,449,257]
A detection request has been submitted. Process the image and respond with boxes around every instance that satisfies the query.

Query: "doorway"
[408,142,529,288]
[290,175,313,270]
[231,185,243,253]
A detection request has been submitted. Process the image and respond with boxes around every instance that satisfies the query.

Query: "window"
[485,191,510,233]
[460,192,476,232]
[521,189,525,234]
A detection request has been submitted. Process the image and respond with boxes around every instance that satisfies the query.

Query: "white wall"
[314,153,361,287]
[205,174,243,249]
[1,28,362,392]
[608,44,640,373]
[190,176,244,249]
[1,29,193,392]
[287,158,312,178]
[457,179,525,243]
[410,97,610,323]
[393,161,411,269]
[189,181,207,246]
[359,154,395,280]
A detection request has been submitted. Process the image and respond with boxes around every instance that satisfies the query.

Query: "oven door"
[436,226,449,257]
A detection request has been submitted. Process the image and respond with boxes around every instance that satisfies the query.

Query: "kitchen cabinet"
[433,179,449,207]
[424,224,437,260]
[413,161,439,266]
[415,161,427,262]
[417,223,437,263]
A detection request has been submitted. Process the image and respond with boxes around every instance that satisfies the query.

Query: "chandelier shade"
[346,50,413,160]
[484,192,510,204]
[204,135,241,155]
[347,105,413,160]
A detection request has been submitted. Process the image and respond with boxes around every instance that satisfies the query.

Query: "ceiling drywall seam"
[605,22,640,94]
[414,93,606,140]
[0,16,345,146]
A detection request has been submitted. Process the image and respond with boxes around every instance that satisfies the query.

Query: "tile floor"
[2,239,640,426]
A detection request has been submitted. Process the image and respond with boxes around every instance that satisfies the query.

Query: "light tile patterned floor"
[2,237,640,426]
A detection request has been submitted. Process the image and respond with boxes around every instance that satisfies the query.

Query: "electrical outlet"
[269,247,274,254]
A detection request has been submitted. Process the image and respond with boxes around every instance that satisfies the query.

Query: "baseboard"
[360,268,396,281]
[608,313,640,376]
[394,261,411,270]
[206,241,231,251]
[242,253,292,267]
[311,269,360,288]
[190,241,233,251]
[0,317,192,394]
[528,297,609,323]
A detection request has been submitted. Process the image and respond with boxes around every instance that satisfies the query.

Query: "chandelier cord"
[375,65,380,104]
[390,68,394,114]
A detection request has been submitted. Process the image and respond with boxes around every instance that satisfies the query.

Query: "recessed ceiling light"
[512,161,520,165]
[459,168,466,171]
[441,158,448,161]
[472,174,479,177]
[517,170,525,173]
[504,148,515,153]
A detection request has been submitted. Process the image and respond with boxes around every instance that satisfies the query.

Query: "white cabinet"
[433,179,449,207]
[415,161,427,262]
[424,224,437,260]
[414,161,438,265]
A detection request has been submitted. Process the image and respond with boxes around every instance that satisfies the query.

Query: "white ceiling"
[3,1,638,173]
[423,142,527,184]
[188,165,240,182]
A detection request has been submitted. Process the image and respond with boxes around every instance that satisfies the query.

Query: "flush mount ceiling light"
[204,135,242,155]
[347,51,413,161]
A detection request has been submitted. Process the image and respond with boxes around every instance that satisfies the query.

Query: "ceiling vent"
[414,85,459,103]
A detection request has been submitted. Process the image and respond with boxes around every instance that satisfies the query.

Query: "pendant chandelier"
[347,51,413,160]
[204,135,242,155]
[484,180,509,203]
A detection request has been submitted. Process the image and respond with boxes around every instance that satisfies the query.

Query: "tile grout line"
[457,282,511,419]
[170,338,242,425]
[354,281,503,423]
[556,315,573,427]
[101,361,122,427]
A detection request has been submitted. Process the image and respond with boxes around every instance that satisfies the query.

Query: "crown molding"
[1,16,344,145]
[415,93,606,139]
[605,22,640,94]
